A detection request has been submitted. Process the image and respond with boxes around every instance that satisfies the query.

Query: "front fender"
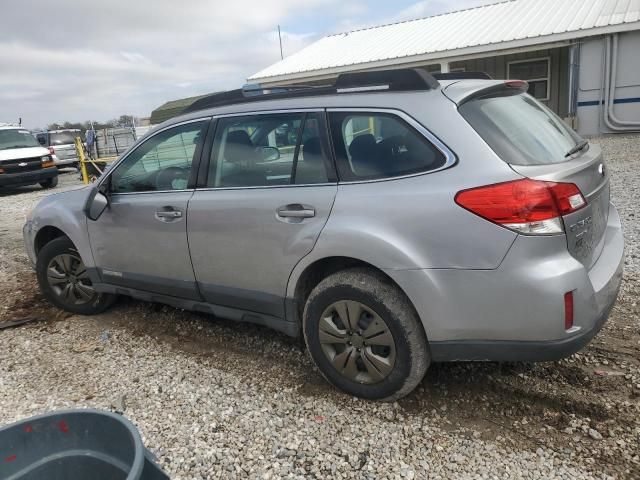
[27,187,96,270]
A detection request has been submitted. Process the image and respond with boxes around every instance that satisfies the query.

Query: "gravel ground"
[1,138,639,479]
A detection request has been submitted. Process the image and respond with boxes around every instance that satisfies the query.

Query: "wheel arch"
[34,226,69,255]
[287,255,424,337]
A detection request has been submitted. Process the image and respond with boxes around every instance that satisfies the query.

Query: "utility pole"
[278,25,284,60]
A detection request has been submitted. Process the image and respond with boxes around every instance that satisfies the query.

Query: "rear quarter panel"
[288,92,522,293]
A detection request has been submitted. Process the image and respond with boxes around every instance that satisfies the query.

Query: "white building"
[249,0,640,136]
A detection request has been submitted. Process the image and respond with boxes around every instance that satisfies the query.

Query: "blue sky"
[1,0,493,127]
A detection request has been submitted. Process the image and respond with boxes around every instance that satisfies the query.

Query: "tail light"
[48,147,55,155]
[455,179,586,234]
[505,80,528,89]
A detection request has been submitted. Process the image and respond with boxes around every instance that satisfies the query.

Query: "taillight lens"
[455,179,586,234]
[48,147,55,155]
[504,80,528,89]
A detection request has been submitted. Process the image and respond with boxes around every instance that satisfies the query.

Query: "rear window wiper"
[565,140,589,158]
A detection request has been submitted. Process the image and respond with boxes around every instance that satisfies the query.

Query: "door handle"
[277,204,316,218]
[155,208,183,221]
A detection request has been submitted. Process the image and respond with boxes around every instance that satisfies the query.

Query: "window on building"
[507,57,550,101]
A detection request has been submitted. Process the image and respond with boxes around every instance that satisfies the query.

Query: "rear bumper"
[0,168,57,187]
[388,202,624,362]
[427,280,619,361]
[54,157,78,166]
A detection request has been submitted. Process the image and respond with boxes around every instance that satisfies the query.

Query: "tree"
[46,115,138,132]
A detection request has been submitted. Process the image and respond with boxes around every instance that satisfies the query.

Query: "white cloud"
[0,0,490,127]
[0,0,334,127]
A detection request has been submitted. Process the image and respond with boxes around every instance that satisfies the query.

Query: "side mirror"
[259,146,280,162]
[84,186,109,221]
[37,136,46,146]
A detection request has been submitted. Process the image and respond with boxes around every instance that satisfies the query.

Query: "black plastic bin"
[0,409,169,479]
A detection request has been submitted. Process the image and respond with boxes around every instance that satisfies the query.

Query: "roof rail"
[432,71,492,80]
[184,68,440,114]
[336,68,440,92]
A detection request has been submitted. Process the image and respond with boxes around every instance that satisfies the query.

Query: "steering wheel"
[155,167,189,191]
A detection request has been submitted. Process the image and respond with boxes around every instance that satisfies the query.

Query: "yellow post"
[74,136,90,184]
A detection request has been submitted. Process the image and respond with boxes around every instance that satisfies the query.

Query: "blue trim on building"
[578,97,640,107]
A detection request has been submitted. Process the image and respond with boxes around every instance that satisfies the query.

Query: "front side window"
[208,112,330,188]
[0,129,40,150]
[110,121,206,193]
[328,112,446,181]
[507,58,550,100]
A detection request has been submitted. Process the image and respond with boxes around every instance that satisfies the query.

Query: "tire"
[36,237,117,315]
[303,268,430,401]
[39,176,58,189]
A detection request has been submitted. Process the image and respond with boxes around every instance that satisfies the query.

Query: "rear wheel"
[303,268,429,401]
[39,176,58,189]
[36,237,116,315]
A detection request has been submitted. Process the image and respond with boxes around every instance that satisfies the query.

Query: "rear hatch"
[457,85,609,269]
[509,146,609,269]
[49,131,80,161]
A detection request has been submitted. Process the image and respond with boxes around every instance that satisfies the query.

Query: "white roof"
[0,123,24,130]
[250,0,640,83]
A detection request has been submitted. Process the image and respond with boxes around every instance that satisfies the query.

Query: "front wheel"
[303,268,430,401]
[39,176,58,189]
[36,237,117,315]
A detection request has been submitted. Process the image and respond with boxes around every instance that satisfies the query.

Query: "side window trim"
[289,113,308,185]
[195,109,338,191]
[195,118,218,189]
[98,117,211,195]
[326,108,456,184]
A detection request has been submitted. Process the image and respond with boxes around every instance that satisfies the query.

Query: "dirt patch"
[0,270,67,326]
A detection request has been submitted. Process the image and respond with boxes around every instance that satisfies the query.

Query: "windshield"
[0,129,40,150]
[459,92,584,166]
[49,131,79,145]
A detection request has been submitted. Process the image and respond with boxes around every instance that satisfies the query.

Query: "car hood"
[0,146,50,162]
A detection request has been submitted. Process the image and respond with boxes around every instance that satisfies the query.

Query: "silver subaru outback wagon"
[24,69,623,401]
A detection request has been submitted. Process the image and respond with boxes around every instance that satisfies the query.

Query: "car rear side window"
[459,92,584,166]
[208,112,331,188]
[328,112,445,181]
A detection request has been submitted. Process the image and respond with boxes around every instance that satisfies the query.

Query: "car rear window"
[49,132,79,145]
[459,92,584,166]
